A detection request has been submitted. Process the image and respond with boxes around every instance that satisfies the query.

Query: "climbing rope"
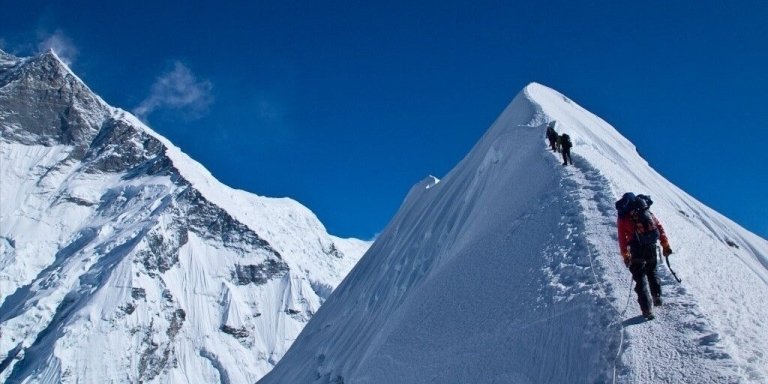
[611,276,634,384]
[564,159,634,384]
[585,245,634,384]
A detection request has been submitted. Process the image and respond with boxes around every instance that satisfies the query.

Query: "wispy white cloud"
[37,30,78,66]
[134,62,214,121]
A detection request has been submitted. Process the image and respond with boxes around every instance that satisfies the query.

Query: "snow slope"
[260,83,768,383]
[0,49,369,383]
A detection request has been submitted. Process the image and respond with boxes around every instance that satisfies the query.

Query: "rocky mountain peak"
[0,51,369,383]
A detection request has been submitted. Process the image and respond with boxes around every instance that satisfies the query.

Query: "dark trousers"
[629,244,661,313]
[562,147,572,165]
[548,137,557,151]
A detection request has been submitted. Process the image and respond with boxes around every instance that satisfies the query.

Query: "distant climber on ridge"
[545,121,558,152]
[615,193,673,320]
[560,133,573,166]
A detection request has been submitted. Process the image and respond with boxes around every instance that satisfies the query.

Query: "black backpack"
[615,192,636,218]
[616,193,660,246]
[631,195,660,246]
[561,134,572,149]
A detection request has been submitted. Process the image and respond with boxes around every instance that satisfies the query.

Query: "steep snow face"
[0,51,369,383]
[261,83,768,384]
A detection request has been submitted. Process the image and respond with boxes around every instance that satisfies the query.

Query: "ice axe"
[659,245,682,283]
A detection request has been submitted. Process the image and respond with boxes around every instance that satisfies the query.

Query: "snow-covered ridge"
[0,51,370,383]
[113,110,349,277]
[524,82,767,271]
[261,83,767,383]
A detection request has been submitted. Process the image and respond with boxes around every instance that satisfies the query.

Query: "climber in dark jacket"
[560,133,573,165]
[545,122,558,152]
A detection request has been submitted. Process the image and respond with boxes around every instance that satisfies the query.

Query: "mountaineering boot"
[653,296,663,306]
[642,309,655,320]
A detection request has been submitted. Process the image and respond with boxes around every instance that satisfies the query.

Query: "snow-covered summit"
[0,51,369,383]
[261,83,768,383]
[1,49,108,149]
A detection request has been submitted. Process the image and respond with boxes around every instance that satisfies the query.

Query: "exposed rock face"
[0,50,369,383]
[0,51,108,156]
[233,261,290,286]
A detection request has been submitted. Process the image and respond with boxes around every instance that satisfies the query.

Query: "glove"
[661,241,672,256]
[621,250,630,268]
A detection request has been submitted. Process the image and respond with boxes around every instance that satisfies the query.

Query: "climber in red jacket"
[616,193,673,320]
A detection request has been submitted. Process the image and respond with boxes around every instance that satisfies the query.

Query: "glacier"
[260,83,768,383]
[0,49,369,383]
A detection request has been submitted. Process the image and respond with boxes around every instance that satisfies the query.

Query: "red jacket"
[617,213,669,253]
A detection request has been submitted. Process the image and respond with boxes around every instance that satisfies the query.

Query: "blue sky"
[3,1,767,240]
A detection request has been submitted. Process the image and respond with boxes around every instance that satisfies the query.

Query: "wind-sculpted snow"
[261,83,768,383]
[0,50,369,383]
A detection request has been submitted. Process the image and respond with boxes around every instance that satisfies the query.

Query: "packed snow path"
[553,150,742,383]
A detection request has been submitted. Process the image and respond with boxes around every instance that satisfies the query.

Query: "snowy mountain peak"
[1,51,109,152]
[37,48,83,83]
[521,81,559,102]
[41,47,63,64]
[522,80,562,98]
[261,84,768,384]
[1,52,369,383]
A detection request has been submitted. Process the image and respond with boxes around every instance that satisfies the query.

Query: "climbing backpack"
[630,194,660,246]
[561,134,572,149]
[615,192,636,218]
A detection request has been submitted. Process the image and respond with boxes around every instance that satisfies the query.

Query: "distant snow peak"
[37,29,79,67]
[0,50,369,383]
[42,47,65,64]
